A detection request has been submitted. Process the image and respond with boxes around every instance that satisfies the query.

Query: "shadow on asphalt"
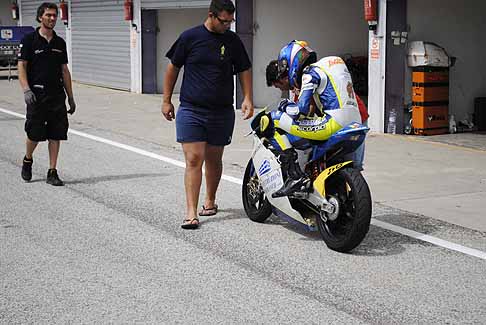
[350,225,410,256]
[291,215,438,256]
[352,217,442,257]
[200,208,247,225]
[25,179,46,184]
[64,173,168,185]
[163,200,443,257]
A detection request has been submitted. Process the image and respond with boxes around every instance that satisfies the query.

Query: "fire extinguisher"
[124,0,133,21]
[59,0,68,24]
[364,0,378,30]
[11,1,19,20]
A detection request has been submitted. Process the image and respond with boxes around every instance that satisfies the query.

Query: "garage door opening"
[141,8,207,94]
[252,0,369,107]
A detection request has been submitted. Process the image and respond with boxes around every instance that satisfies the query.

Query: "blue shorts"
[176,105,235,146]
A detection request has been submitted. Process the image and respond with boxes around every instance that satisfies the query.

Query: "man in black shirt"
[18,2,76,186]
[162,0,253,229]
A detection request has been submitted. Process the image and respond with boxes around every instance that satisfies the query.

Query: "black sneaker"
[46,169,64,186]
[21,156,33,182]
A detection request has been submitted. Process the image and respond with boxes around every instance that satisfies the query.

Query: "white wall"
[131,0,142,93]
[407,0,486,121]
[253,0,369,107]
[367,0,387,133]
[156,8,207,94]
[0,0,17,26]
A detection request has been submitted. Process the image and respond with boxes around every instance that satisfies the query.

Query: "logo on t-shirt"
[220,45,225,61]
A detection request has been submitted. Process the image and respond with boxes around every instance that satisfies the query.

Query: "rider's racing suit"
[269,56,362,197]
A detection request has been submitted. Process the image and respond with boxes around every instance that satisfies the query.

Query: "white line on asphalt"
[1,107,484,261]
[0,108,243,185]
[372,219,486,260]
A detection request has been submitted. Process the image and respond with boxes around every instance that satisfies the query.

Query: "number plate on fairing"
[251,136,283,195]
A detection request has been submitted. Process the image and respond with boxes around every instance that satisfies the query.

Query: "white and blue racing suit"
[269,56,362,152]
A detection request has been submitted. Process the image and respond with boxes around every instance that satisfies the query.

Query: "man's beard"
[42,21,55,30]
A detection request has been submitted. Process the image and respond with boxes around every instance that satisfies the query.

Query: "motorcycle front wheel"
[316,167,372,252]
[242,159,272,223]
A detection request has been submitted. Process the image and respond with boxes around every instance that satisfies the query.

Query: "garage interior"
[403,0,486,134]
[141,7,207,94]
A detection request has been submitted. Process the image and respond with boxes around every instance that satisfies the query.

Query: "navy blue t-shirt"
[166,25,251,110]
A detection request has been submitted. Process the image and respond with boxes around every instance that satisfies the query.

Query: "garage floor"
[411,132,486,152]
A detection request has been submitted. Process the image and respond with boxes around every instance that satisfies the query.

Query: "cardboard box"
[407,41,451,67]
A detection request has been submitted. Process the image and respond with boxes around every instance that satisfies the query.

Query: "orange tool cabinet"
[411,67,449,135]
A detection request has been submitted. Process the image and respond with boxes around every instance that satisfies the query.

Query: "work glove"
[67,97,76,115]
[24,89,36,106]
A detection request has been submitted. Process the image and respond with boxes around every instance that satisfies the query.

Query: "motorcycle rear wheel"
[316,167,372,252]
[242,159,272,223]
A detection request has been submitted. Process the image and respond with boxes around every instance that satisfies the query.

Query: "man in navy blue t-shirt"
[162,0,253,229]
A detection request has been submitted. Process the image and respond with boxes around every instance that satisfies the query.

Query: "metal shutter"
[20,0,67,39]
[141,0,210,9]
[71,0,130,90]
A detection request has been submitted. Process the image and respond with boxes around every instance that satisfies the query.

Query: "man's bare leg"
[22,138,38,181]
[25,138,38,159]
[203,144,224,209]
[182,142,206,223]
[48,140,60,169]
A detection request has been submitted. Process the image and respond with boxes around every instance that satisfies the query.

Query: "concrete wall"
[407,0,486,121]
[0,0,17,26]
[253,0,369,107]
[368,0,387,133]
[156,8,207,94]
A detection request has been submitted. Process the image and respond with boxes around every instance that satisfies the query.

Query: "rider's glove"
[24,89,37,106]
[277,99,291,111]
[278,99,300,118]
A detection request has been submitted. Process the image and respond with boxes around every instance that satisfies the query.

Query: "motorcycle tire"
[242,159,272,223]
[316,167,372,252]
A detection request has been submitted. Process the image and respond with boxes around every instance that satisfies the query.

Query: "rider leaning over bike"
[265,40,362,198]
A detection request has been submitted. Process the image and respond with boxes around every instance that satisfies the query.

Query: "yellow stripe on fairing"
[287,118,343,141]
[260,115,270,132]
[274,132,289,150]
[313,161,353,196]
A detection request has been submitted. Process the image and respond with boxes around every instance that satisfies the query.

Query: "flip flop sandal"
[181,217,199,229]
[198,204,218,217]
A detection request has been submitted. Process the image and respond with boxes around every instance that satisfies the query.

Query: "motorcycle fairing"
[251,135,309,226]
[311,123,369,161]
[313,161,353,197]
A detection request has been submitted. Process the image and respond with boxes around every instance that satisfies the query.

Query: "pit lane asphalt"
[1,107,485,323]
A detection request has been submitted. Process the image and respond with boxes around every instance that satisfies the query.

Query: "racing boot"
[272,148,310,198]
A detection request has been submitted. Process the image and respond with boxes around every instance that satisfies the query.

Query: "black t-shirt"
[166,25,251,110]
[18,28,68,95]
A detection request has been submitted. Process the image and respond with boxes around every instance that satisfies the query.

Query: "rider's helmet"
[277,40,317,89]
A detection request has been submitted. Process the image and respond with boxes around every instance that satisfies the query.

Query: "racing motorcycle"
[242,103,372,252]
